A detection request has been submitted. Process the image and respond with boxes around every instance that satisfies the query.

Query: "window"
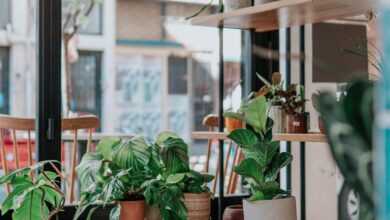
[0,48,9,114]
[79,3,103,35]
[0,0,10,29]
[70,51,102,118]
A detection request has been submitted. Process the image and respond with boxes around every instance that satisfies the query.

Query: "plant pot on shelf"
[269,104,286,133]
[243,197,297,220]
[183,193,211,220]
[225,117,244,132]
[286,113,309,133]
[224,0,251,11]
[223,205,244,220]
[119,200,145,220]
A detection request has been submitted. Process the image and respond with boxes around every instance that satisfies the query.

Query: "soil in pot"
[225,117,244,132]
[224,0,251,11]
[183,193,211,220]
[243,197,297,220]
[119,200,145,220]
[287,113,309,133]
[223,205,244,220]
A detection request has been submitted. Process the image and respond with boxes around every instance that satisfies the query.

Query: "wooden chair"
[201,114,243,195]
[0,115,99,204]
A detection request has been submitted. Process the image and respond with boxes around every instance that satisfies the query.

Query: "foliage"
[280,84,306,115]
[256,72,284,105]
[0,161,65,220]
[74,137,151,220]
[316,80,374,220]
[227,96,292,201]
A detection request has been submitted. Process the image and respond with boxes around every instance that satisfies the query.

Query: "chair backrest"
[0,115,99,203]
[201,114,243,195]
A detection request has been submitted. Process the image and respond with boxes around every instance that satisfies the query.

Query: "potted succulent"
[256,72,286,133]
[311,91,325,133]
[0,161,65,220]
[144,132,214,220]
[227,96,296,220]
[281,84,309,133]
[75,137,151,220]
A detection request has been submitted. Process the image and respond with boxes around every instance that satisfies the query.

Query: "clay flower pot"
[243,197,297,220]
[119,200,145,220]
[225,117,244,132]
[223,205,244,220]
[286,113,309,133]
[183,193,211,220]
[224,0,251,11]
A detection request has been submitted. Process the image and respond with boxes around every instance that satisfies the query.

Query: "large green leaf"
[112,136,150,170]
[160,137,189,174]
[166,173,186,184]
[12,187,49,220]
[96,137,121,160]
[156,131,180,146]
[77,152,104,192]
[228,129,257,147]
[241,96,268,133]
[234,158,264,184]
[266,152,292,181]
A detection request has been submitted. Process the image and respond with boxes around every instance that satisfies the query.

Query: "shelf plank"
[190,0,374,32]
[192,131,327,143]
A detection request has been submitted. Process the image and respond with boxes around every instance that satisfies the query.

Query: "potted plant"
[144,132,214,220]
[0,161,65,220]
[281,84,309,133]
[256,72,286,133]
[223,110,245,132]
[311,91,325,133]
[75,136,151,220]
[227,96,296,220]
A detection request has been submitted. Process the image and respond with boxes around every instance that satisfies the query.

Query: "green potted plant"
[227,96,296,220]
[144,132,214,220]
[281,84,309,133]
[75,136,151,220]
[256,72,286,133]
[0,161,65,220]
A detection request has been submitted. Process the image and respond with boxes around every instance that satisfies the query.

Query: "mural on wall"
[115,55,162,139]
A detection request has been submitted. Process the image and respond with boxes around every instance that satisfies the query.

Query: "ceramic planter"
[119,200,145,220]
[224,0,251,11]
[183,193,211,220]
[223,205,244,220]
[287,113,309,133]
[225,117,244,132]
[243,197,297,220]
[269,105,286,133]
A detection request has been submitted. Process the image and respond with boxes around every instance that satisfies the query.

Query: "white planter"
[254,0,277,5]
[224,0,251,11]
[243,197,297,220]
[269,105,286,134]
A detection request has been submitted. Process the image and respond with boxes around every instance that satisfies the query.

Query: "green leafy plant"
[316,80,374,220]
[143,132,213,220]
[74,136,151,220]
[227,96,293,201]
[0,161,65,220]
[256,72,284,105]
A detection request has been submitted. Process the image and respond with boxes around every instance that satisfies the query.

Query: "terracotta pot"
[318,116,325,133]
[243,197,297,220]
[119,200,145,220]
[223,205,244,220]
[224,0,251,11]
[225,117,244,132]
[286,113,309,133]
[269,105,286,133]
[183,193,211,220]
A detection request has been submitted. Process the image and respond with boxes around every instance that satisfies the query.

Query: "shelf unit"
[192,131,327,143]
[191,0,374,32]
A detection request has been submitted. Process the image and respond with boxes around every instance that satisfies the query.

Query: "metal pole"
[299,25,306,220]
[377,2,390,219]
[37,0,62,164]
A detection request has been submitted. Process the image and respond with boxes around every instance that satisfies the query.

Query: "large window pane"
[0,0,10,29]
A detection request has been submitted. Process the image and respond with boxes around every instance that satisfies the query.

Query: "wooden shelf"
[190,0,374,32]
[192,131,327,143]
